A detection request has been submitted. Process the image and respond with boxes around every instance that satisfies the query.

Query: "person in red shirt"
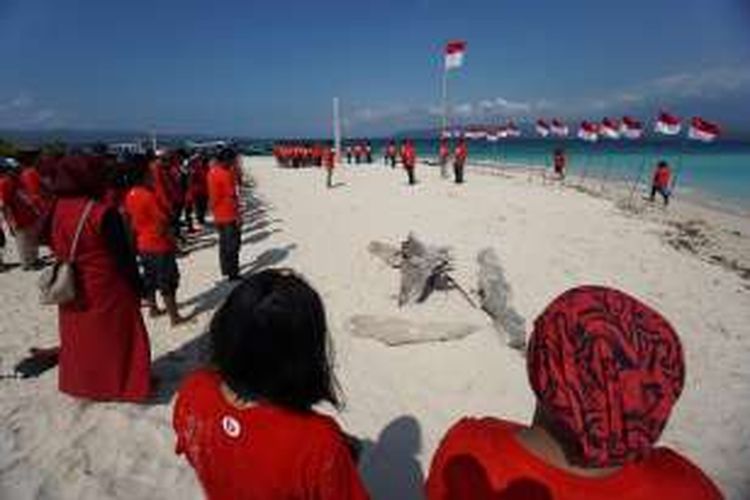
[365,141,373,164]
[324,147,336,189]
[401,140,417,185]
[385,140,397,168]
[453,139,468,184]
[426,286,722,500]
[124,163,191,326]
[19,163,47,211]
[187,154,210,229]
[0,165,41,269]
[173,269,369,500]
[207,149,241,281]
[553,148,566,180]
[438,139,450,178]
[650,160,672,206]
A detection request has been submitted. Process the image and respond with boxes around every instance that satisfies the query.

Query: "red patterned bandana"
[527,286,685,467]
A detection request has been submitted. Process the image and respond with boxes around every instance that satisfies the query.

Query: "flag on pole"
[535,119,551,137]
[445,40,467,70]
[464,126,487,140]
[578,121,599,142]
[688,117,720,142]
[655,111,682,136]
[550,119,569,137]
[601,118,621,139]
[620,116,644,140]
[486,128,500,142]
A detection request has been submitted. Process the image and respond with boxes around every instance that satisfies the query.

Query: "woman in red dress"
[47,155,151,402]
[173,269,368,500]
[426,286,722,499]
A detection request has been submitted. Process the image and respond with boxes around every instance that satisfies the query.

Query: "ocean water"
[357,139,750,210]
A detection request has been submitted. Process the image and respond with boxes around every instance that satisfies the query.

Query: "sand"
[0,156,748,499]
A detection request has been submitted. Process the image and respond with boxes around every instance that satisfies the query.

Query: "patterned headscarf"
[527,285,685,467]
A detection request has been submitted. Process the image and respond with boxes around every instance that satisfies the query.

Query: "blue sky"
[1,0,749,137]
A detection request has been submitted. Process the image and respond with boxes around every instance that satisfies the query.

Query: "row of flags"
[441,113,721,143]
[441,41,720,144]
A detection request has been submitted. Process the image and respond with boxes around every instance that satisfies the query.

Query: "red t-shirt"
[124,186,175,254]
[426,418,722,500]
[173,370,369,500]
[0,175,38,230]
[19,168,42,200]
[455,144,467,162]
[653,166,671,189]
[207,165,238,224]
[402,145,416,168]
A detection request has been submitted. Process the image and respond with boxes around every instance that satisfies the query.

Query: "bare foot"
[170,311,197,327]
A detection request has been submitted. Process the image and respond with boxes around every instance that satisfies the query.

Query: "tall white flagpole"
[333,97,342,166]
[441,62,449,178]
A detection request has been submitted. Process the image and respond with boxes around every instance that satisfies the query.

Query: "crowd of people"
[0,146,244,401]
[1,142,702,499]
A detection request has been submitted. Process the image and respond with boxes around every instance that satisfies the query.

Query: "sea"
[343,138,750,213]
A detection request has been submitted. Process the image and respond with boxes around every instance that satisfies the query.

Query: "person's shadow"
[360,415,425,500]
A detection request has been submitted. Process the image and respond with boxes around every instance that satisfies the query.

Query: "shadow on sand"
[150,243,297,405]
[360,415,425,500]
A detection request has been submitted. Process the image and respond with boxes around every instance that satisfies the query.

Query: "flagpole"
[333,97,342,167]
[441,65,449,177]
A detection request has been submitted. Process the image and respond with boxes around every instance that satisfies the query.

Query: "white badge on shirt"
[221,416,242,438]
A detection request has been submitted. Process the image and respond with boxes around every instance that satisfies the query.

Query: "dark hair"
[658,160,668,167]
[209,269,339,411]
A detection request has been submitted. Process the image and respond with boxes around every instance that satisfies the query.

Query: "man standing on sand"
[553,148,566,180]
[346,145,353,164]
[385,140,397,168]
[453,138,467,184]
[124,163,192,326]
[402,140,417,185]
[438,139,450,178]
[365,141,373,164]
[324,147,336,188]
[650,160,672,206]
[207,150,241,281]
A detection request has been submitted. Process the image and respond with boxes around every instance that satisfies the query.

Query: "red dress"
[173,369,369,500]
[50,197,151,402]
[426,418,722,500]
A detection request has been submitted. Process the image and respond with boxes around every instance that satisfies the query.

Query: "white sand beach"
[1,156,749,499]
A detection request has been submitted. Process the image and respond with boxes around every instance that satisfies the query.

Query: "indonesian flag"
[486,129,500,142]
[600,118,620,139]
[688,117,720,142]
[655,111,682,136]
[577,121,599,142]
[464,126,487,140]
[506,121,521,138]
[536,119,551,137]
[550,119,569,137]
[620,116,644,140]
[445,40,467,70]
[440,129,452,139]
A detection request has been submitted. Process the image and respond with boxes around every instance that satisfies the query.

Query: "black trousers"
[454,161,465,183]
[406,167,416,185]
[194,195,208,225]
[217,223,240,278]
[650,185,670,206]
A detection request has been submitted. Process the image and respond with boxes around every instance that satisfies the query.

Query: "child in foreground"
[173,269,368,500]
[426,285,722,499]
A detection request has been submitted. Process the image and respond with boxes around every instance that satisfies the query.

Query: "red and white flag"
[577,121,599,142]
[688,117,720,142]
[550,119,569,137]
[506,121,521,138]
[620,116,644,140]
[601,118,621,139]
[486,128,500,142]
[445,40,467,70]
[655,111,682,136]
[464,126,487,140]
[536,119,551,137]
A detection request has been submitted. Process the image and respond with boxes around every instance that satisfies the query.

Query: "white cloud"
[0,92,62,128]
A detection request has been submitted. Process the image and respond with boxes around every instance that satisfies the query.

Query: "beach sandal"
[14,347,60,379]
